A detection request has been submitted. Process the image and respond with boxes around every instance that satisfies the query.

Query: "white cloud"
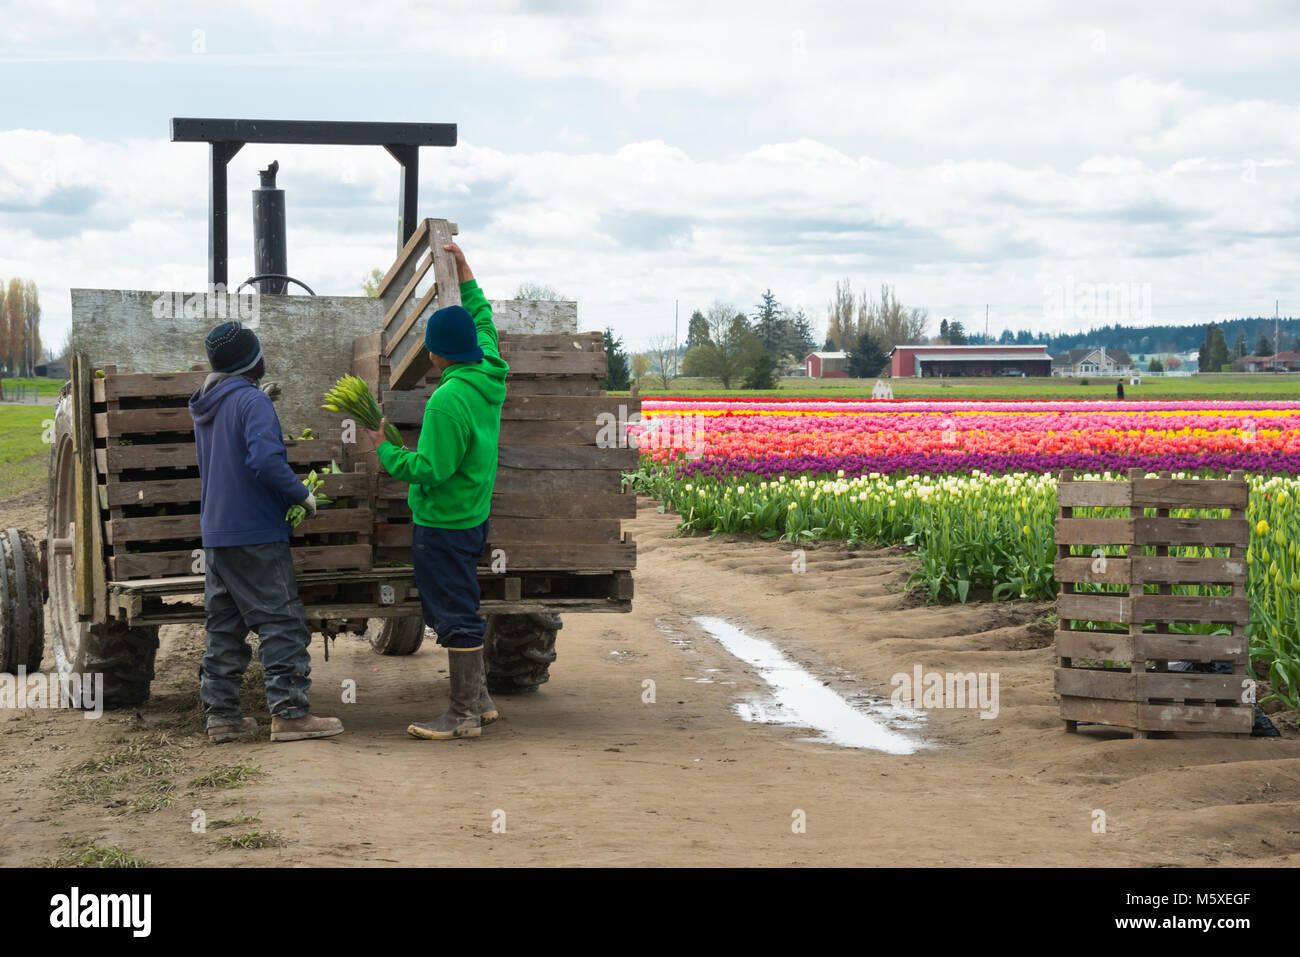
[4,1,1300,357]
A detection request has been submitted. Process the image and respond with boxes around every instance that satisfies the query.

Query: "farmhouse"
[805,351,850,378]
[1051,347,1133,377]
[1233,351,1300,373]
[888,344,1051,378]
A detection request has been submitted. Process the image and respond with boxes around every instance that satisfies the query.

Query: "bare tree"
[514,282,566,301]
[856,283,928,348]
[647,333,678,389]
[825,279,855,350]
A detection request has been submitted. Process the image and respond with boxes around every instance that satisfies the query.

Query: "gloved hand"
[301,492,317,519]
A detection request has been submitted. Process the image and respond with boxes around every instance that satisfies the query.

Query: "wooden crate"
[352,327,639,581]
[92,368,373,580]
[1053,467,1252,738]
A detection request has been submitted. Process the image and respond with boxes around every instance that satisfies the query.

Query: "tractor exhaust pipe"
[252,161,287,294]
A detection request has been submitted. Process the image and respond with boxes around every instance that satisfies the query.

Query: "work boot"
[270,713,344,742]
[408,648,484,740]
[208,716,258,744]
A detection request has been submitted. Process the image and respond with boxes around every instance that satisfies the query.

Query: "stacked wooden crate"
[91,368,375,581]
[350,214,638,607]
[1053,467,1253,738]
[351,331,639,603]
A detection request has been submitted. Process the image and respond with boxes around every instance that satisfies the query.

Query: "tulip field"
[627,397,1300,707]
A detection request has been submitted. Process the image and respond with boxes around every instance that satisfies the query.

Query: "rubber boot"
[477,667,499,725]
[408,648,483,740]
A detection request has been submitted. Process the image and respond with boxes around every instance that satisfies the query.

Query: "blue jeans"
[200,541,312,727]
[411,521,488,650]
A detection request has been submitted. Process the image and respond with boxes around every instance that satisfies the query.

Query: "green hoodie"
[376,279,509,528]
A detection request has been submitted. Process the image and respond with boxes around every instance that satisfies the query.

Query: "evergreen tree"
[741,340,778,389]
[599,327,631,391]
[752,289,782,352]
[784,308,817,359]
[846,329,887,378]
[685,310,710,350]
[1257,334,1274,357]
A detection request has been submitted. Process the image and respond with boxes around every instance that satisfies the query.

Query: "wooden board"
[99,472,368,509]
[1055,667,1246,701]
[1130,477,1248,509]
[1054,518,1134,545]
[1057,593,1250,625]
[97,439,344,474]
[1055,477,1247,510]
[1059,696,1251,734]
[95,407,195,437]
[1054,629,1249,664]
[93,371,207,401]
[497,445,639,470]
[111,544,372,580]
[1055,482,1132,508]
[374,519,624,548]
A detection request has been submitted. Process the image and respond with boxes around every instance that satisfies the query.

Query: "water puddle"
[693,616,926,755]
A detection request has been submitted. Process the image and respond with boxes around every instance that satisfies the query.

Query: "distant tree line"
[970,317,1300,358]
[2,279,42,378]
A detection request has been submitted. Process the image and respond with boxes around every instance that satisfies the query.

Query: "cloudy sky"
[3,0,1299,353]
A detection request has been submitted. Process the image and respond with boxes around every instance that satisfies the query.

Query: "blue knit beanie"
[424,305,484,363]
[205,321,263,375]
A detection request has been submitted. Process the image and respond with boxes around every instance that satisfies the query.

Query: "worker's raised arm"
[443,242,499,359]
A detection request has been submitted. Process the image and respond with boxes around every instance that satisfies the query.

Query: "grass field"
[625,373,1300,400]
[1,376,64,398]
[0,405,52,498]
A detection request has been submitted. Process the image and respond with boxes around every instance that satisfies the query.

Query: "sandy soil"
[0,488,1297,867]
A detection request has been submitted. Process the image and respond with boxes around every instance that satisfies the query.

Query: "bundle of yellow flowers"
[322,375,405,448]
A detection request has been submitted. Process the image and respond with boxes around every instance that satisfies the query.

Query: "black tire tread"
[484,613,561,694]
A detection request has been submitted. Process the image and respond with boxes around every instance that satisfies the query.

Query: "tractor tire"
[0,528,44,674]
[366,616,425,655]
[46,395,159,709]
[484,613,561,694]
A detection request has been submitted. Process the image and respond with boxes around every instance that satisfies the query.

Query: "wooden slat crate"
[1053,467,1253,738]
[351,321,639,582]
[92,368,374,580]
[377,218,462,390]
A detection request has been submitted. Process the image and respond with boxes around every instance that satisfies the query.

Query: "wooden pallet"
[90,368,373,580]
[1053,467,1252,738]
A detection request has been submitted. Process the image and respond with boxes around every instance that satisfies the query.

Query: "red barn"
[889,344,1051,377]
[805,351,850,378]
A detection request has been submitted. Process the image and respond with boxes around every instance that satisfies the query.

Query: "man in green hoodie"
[365,242,508,740]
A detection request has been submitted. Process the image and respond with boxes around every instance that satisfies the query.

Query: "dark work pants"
[411,521,489,650]
[201,541,313,727]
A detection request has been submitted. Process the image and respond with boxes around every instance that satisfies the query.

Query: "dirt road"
[1,489,1297,866]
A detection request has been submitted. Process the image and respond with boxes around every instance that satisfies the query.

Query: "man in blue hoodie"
[189,321,343,743]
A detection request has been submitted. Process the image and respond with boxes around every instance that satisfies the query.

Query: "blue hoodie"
[188,376,309,548]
